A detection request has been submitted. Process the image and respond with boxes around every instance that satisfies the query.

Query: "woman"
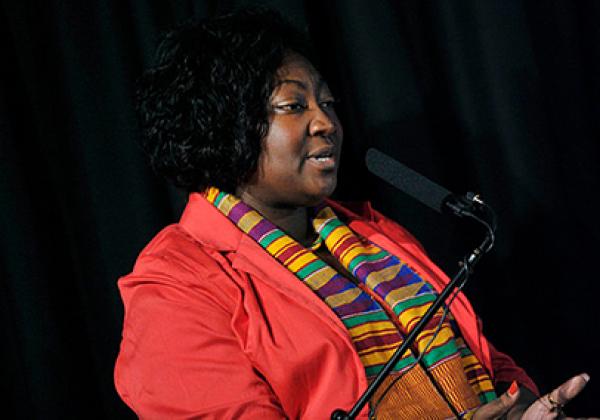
[114,9,591,419]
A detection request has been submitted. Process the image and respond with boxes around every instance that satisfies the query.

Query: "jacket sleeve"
[114,254,286,419]
[487,340,540,396]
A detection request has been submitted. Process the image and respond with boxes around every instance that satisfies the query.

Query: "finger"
[473,381,520,420]
[549,373,590,406]
[564,418,600,420]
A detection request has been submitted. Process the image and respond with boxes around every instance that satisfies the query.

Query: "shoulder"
[128,224,229,285]
[119,224,242,315]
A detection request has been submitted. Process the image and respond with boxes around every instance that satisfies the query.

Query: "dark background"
[2,0,598,418]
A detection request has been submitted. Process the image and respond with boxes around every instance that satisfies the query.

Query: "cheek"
[264,121,305,156]
[255,152,300,188]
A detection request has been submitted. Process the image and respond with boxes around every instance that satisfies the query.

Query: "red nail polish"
[508,380,519,396]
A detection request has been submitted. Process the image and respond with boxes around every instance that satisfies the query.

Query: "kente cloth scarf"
[205,187,496,418]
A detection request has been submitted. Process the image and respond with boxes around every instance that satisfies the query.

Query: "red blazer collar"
[179,192,242,252]
[178,192,364,367]
[178,193,378,251]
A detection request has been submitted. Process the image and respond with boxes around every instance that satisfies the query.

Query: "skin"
[236,52,596,419]
[236,52,343,247]
[474,374,597,419]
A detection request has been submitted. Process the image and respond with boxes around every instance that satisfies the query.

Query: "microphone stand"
[331,200,495,420]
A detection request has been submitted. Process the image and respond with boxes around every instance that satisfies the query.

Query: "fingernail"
[582,373,590,382]
[508,380,519,396]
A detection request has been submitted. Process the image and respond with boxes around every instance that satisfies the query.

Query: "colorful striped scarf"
[205,187,496,418]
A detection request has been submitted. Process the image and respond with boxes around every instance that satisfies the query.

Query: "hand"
[473,373,598,419]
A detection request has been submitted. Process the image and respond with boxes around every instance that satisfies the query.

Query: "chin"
[306,181,337,205]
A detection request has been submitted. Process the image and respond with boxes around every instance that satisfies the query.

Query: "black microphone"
[365,148,484,217]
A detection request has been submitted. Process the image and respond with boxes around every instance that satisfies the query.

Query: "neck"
[236,192,314,247]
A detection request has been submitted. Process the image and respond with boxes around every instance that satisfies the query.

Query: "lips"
[306,146,337,170]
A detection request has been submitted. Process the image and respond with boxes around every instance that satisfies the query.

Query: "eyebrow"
[275,78,327,91]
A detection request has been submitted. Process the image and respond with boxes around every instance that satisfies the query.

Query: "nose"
[308,107,338,138]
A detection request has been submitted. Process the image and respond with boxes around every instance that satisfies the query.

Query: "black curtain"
[2,1,598,417]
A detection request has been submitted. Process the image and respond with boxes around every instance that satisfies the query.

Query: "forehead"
[275,53,325,88]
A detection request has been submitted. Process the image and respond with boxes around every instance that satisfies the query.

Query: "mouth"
[306,147,337,169]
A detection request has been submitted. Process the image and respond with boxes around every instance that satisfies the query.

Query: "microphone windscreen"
[365,148,452,213]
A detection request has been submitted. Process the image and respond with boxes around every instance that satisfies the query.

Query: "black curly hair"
[135,8,314,193]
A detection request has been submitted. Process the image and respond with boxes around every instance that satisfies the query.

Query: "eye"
[319,98,338,109]
[273,102,307,113]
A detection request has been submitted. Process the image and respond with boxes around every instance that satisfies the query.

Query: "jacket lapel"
[231,233,362,347]
[181,193,361,354]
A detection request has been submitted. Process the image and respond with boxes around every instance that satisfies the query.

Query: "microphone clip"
[443,192,485,217]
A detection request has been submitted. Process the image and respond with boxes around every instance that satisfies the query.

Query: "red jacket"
[114,193,537,419]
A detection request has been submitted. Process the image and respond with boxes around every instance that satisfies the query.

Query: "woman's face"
[238,53,343,209]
